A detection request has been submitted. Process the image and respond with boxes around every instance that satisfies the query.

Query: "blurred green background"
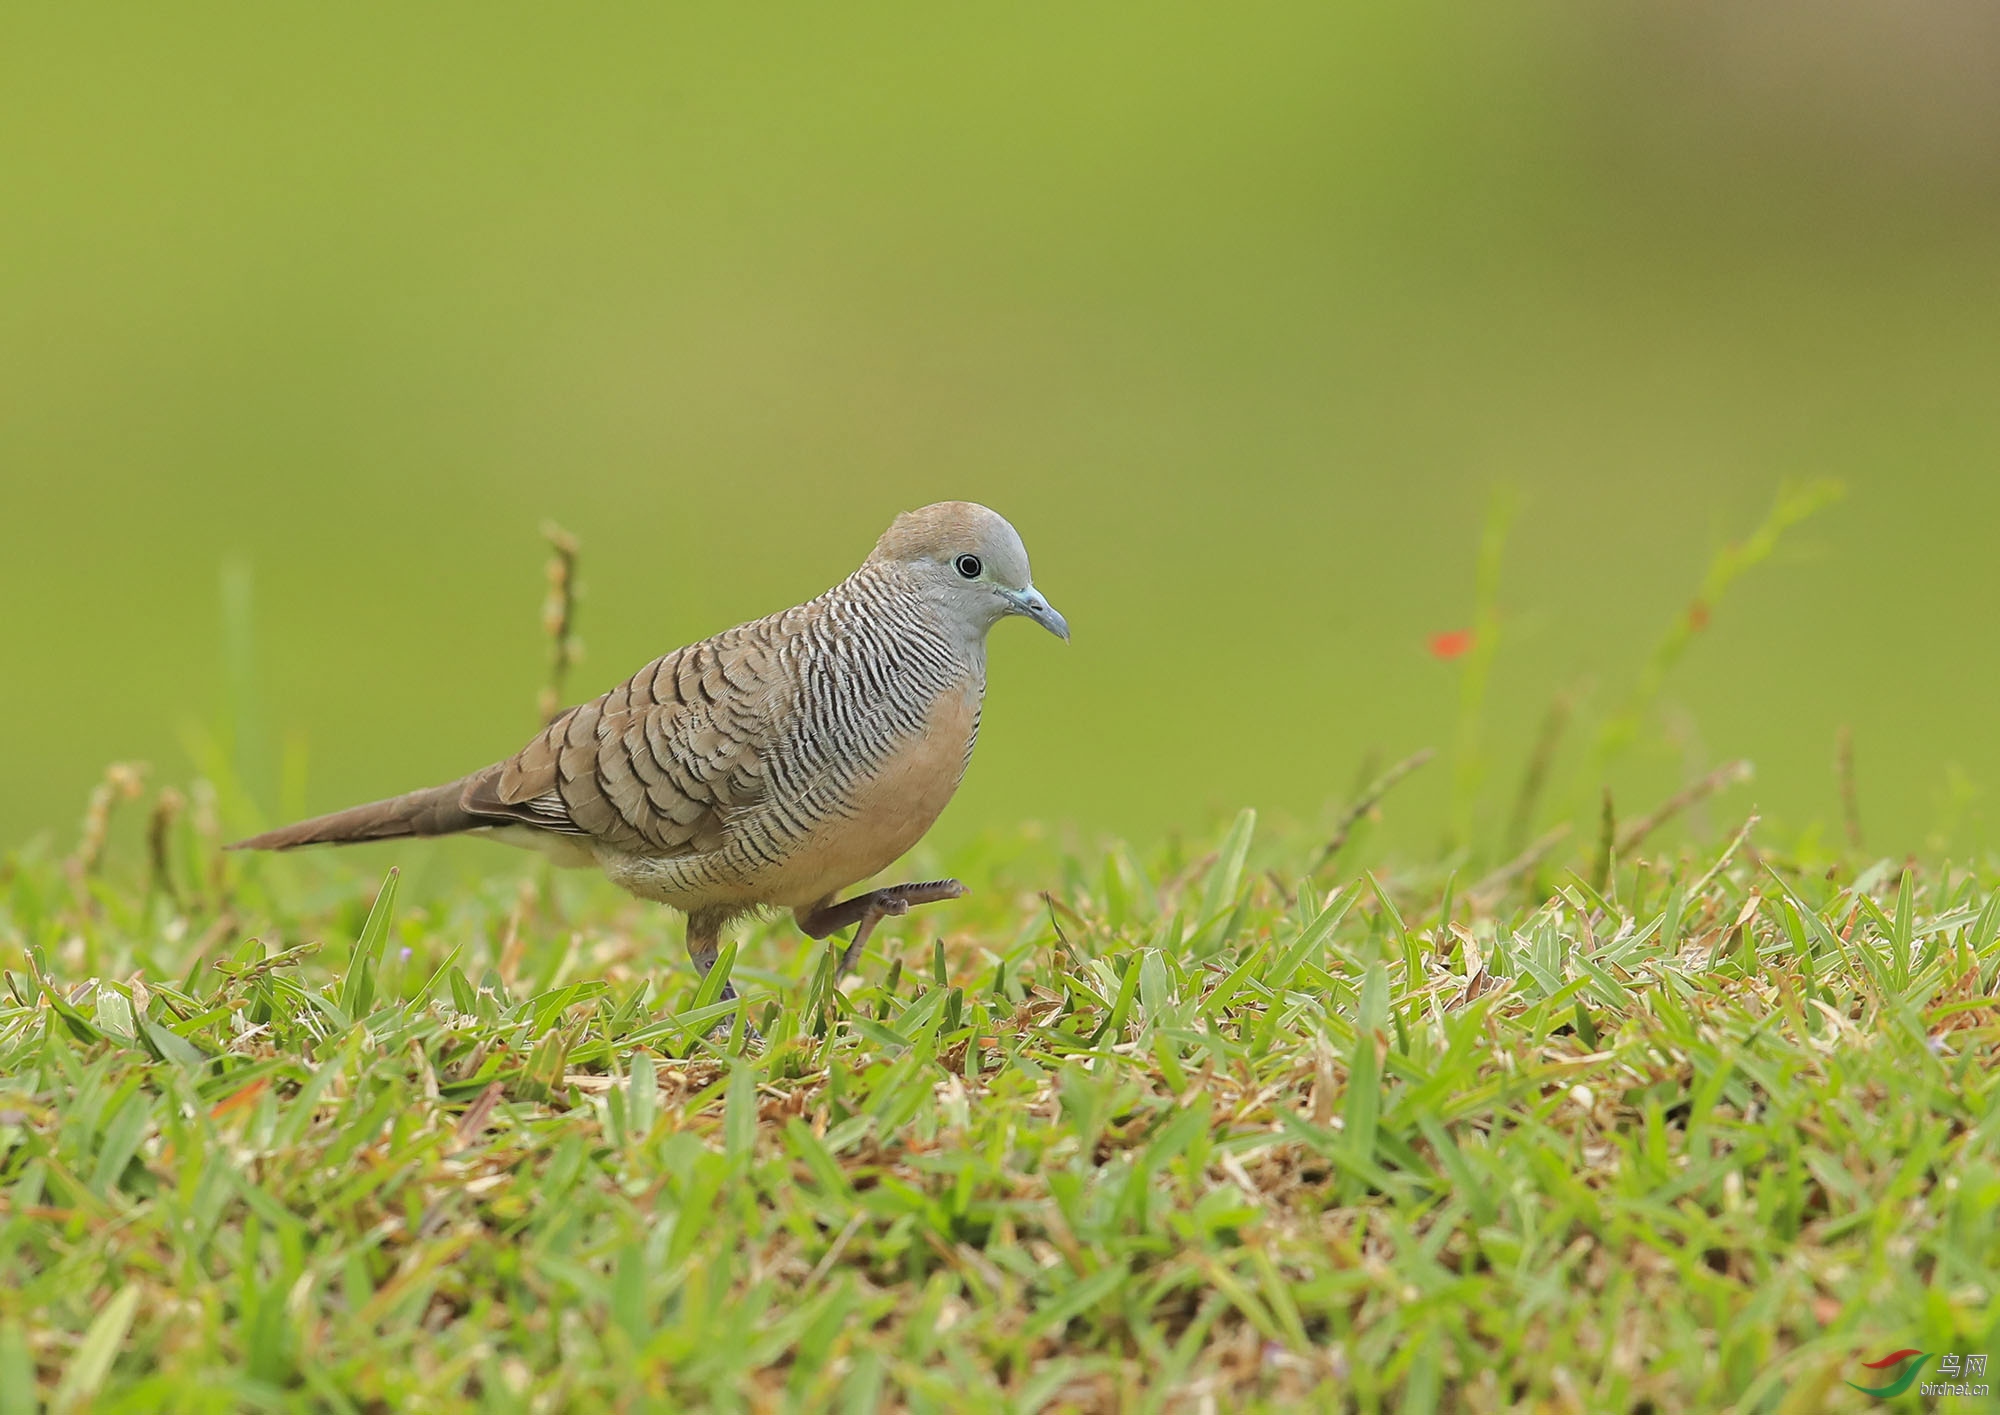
[7,2,2000,864]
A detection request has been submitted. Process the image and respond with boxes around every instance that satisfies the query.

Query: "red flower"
[1429,629,1475,660]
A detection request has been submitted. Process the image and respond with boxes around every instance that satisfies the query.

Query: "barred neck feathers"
[812,562,979,709]
[757,566,974,827]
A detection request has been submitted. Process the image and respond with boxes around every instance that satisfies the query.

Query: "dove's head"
[870,501,1069,643]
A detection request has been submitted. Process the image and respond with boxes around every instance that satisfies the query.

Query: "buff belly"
[593,684,978,914]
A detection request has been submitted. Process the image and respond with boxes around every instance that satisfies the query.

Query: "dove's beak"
[1007,585,1070,641]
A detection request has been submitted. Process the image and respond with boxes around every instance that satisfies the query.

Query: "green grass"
[4,804,1999,1413]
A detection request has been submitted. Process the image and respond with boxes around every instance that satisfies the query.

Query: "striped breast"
[597,566,983,910]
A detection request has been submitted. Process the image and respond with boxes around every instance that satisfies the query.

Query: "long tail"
[228,777,487,851]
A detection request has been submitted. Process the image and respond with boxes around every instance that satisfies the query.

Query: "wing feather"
[461,631,779,856]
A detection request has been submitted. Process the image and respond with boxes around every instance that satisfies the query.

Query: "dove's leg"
[685,907,762,1044]
[797,879,969,975]
[685,908,739,1002]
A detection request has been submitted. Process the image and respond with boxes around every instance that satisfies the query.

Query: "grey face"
[926,511,1069,642]
[873,501,1070,643]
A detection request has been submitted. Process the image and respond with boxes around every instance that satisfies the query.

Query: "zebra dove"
[231,501,1068,993]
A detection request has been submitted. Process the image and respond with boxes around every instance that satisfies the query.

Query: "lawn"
[3,790,1997,1412]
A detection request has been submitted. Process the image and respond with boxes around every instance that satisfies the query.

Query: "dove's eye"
[954,554,983,579]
